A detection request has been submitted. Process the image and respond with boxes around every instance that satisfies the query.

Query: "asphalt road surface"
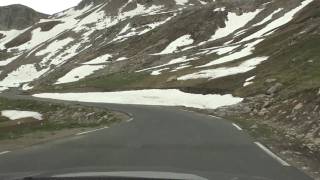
[0,96,313,180]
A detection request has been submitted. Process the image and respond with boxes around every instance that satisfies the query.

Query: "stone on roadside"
[293,103,303,111]
[267,83,283,95]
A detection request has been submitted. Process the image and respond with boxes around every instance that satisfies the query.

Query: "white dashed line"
[232,123,243,131]
[127,118,134,122]
[255,142,290,167]
[76,126,109,136]
[182,109,192,113]
[0,151,10,156]
[209,115,220,118]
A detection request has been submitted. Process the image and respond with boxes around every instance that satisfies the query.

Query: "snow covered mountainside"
[0,0,316,93]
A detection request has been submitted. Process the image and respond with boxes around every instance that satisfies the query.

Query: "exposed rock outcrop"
[0,4,48,30]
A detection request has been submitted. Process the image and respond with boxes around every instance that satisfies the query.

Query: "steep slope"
[0,0,307,91]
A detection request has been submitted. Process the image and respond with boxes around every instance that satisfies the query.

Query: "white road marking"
[255,142,290,166]
[209,115,224,120]
[127,118,134,122]
[182,109,192,113]
[0,151,10,156]
[76,126,109,136]
[232,123,243,131]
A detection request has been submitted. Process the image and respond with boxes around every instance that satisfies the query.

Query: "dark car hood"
[2,170,273,180]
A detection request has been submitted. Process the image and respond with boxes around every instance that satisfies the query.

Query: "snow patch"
[75,7,106,31]
[15,26,69,52]
[154,35,194,55]
[136,56,198,73]
[36,38,74,57]
[0,55,20,67]
[110,14,178,42]
[209,9,262,41]
[123,4,161,18]
[175,0,190,5]
[54,3,94,19]
[199,39,264,67]
[1,110,42,121]
[40,42,82,67]
[254,8,283,26]
[22,83,34,91]
[171,64,192,72]
[151,68,170,75]
[241,0,314,42]
[0,64,48,88]
[168,56,198,65]
[33,89,243,109]
[213,7,226,12]
[178,57,268,80]
[243,82,253,87]
[116,57,129,62]
[0,29,27,49]
[119,23,131,35]
[83,54,112,65]
[243,76,256,87]
[146,16,176,29]
[55,65,105,84]
[10,3,96,55]
[199,0,208,5]
[205,45,240,56]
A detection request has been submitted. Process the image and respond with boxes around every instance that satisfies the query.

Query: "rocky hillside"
[0,4,47,31]
[0,0,319,160]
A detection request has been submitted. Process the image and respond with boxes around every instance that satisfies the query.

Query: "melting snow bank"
[153,35,194,55]
[55,65,105,84]
[209,9,262,41]
[1,110,43,121]
[33,89,243,109]
[179,57,268,80]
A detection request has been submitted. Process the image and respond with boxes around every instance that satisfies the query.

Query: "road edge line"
[0,151,11,156]
[255,142,290,167]
[232,123,243,131]
[76,126,109,136]
[127,118,134,122]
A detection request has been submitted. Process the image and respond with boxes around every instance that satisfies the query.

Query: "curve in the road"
[0,95,312,180]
